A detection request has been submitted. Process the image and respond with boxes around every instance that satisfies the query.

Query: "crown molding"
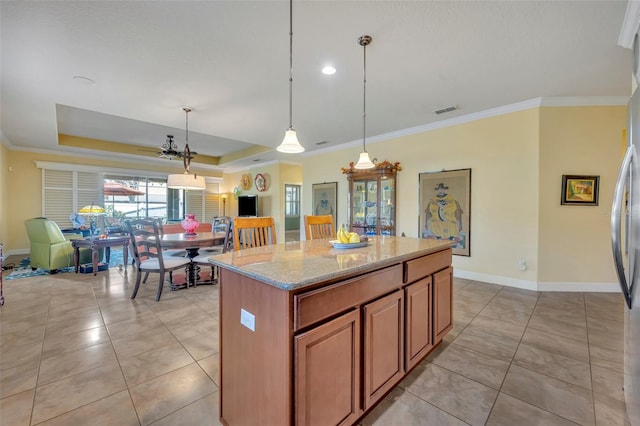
[307,96,627,158]
[33,160,223,182]
[619,0,640,49]
[539,96,629,107]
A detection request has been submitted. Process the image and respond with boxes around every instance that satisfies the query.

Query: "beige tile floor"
[0,262,631,425]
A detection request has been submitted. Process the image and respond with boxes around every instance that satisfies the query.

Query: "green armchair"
[24,218,101,273]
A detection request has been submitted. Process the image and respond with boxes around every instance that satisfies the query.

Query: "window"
[104,175,167,220]
[37,161,222,228]
[285,184,300,217]
[42,169,102,228]
[185,182,221,223]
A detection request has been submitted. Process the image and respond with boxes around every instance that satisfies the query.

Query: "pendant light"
[354,35,375,170]
[167,106,206,190]
[276,0,305,153]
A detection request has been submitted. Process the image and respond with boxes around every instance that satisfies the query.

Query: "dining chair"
[159,221,188,258]
[125,218,191,301]
[233,216,277,250]
[192,217,234,283]
[197,216,234,254]
[304,214,335,240]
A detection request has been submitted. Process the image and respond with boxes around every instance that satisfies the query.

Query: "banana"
[337,225,350,243]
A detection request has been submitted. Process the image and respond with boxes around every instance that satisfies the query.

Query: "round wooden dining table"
[157,231,226,288]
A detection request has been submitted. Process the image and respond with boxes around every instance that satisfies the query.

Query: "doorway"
[284,184,301,241]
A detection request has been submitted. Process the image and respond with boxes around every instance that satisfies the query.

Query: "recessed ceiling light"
[322,66,336,75]
[72,75,96,85]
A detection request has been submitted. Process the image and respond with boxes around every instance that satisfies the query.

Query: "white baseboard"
[537,281,620,292]
[4,248,29,257]
[454,269,620,293]
[454,269,538,291]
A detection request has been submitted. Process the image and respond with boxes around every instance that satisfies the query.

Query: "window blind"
[42,169,103,229]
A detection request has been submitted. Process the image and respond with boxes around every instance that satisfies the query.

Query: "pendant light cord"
[362,40,367,153]
[288,0,294,130]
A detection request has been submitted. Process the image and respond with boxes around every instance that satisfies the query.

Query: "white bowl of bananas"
[330,226,369,249]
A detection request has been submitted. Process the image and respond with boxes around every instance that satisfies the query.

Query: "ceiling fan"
[157,134,184,159]
[137,135,198,160]
[157,107,198,160]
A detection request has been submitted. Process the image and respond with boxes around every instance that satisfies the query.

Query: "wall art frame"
[419,168,471,256]
[561,175,599,206]
[312,182,337,225]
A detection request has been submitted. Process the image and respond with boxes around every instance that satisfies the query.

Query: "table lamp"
[78,204,106,235]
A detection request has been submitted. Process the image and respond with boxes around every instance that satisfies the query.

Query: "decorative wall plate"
[255,173,266,192]
[241,173,252,190]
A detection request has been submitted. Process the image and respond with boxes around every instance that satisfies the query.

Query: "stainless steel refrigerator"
[612,74,640,426]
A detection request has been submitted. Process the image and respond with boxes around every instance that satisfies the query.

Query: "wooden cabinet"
[434,266,453,342]
[218,242,452,426]
[344,162,399,236]
[363,290,404,410]
[295,310,361,426]
[404,277,433,371]
[292,254,452,424]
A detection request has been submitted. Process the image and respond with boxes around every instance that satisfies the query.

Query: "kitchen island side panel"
[219,268,292,426]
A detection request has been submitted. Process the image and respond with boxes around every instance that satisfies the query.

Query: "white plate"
[329,240,368,249]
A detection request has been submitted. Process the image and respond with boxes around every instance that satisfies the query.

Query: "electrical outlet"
[519,259,527,271]
[240,308,256,332]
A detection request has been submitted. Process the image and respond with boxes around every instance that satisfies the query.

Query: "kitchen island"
[209,236,454,426]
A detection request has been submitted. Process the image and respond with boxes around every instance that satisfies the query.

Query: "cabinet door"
[347,168,397,236]
[379,177,395,235]
[364,179,377,235]
[351,180,367,235]
[295,309,361,426]
[404,277,432,371]
[434,267,453,342]
[363,290,404,410]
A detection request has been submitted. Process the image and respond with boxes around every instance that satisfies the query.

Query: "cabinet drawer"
[403,249,451,283]
[294,264,403,331]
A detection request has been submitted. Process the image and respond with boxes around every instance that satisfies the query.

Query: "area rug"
[5,250,125,281]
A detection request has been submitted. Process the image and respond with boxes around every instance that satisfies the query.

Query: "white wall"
[302,105,625,290]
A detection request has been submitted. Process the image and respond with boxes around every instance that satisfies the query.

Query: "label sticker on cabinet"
[240,308,256,332]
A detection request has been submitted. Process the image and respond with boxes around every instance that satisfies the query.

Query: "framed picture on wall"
[419,169,471,256]
[312,182,337,225]
[561,175,599,206]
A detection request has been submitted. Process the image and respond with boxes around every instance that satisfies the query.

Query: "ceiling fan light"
[167,173,206,190]
[277,129,305,153]
[354,151,376,170]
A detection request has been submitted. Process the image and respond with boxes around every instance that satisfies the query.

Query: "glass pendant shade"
[167,172,206,190]
[354,151,376,169]
[277,128,305,153]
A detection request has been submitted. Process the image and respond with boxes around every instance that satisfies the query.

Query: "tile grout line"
[95,268,144,426]
[481,286,539,424]
[29,278,55,426]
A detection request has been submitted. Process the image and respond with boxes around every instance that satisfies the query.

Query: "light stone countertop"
[208,236,454,291]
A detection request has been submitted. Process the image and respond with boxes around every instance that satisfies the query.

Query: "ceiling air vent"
[315,141,328,146]
[434,106,458,115]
